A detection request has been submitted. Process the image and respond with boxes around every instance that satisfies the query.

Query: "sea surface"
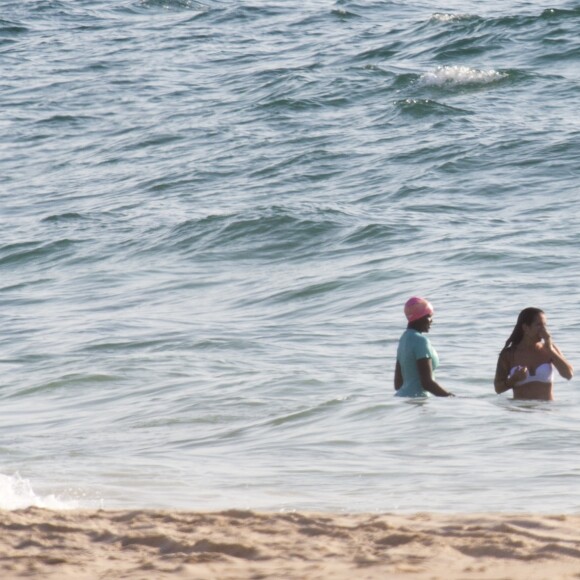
[2,0,580,514]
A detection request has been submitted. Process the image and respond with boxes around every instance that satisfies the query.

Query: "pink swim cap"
[404,296,434,322]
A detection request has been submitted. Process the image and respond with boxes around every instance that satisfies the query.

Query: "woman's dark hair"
[503,307,544,351]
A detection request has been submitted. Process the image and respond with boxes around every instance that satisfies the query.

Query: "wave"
[0,17,28,38]
[158,207,348,263]
[430,13,478,24]
[394,98,471,117]
[430,8,580,29]
[137,0,215,11]
[540,7,580,20]
[330,8,360,20]
[0,473,79,510]
[419,65,507,87]
[0,239,78,269]
[411,9,580,66]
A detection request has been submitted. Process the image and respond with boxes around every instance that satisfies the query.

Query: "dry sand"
[2,508,580,579]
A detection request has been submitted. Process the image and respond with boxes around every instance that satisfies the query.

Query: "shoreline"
[2,508,580,578]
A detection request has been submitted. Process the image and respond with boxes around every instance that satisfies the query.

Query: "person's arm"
[545,337,574,380]
[541,327,573,380]
[394,360,403,391]
[494,350,512,394]
[416,358,453,397]
[494,350,527,394]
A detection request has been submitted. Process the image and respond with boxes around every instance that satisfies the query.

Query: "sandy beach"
[2,508,580,579]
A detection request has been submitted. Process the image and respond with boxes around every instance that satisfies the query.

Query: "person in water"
[494,307,573,401]
[394,296,453,397]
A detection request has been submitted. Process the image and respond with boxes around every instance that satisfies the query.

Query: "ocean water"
[2,0,580,514]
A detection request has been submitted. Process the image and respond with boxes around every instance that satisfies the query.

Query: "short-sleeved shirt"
[395,328,439,397]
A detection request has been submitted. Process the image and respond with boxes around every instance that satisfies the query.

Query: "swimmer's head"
[404,296,434,323]
[503,307,545,350]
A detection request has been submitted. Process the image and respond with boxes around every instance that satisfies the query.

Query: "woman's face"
[523,313,547,342]
[417,314,433,333]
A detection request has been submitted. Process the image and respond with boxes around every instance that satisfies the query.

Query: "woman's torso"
[509,346,553,401]
[396,329,439,397]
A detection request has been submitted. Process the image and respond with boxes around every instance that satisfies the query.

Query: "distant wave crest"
[394,98,470,116]
[430,13,476,23]
[420,65,507,87]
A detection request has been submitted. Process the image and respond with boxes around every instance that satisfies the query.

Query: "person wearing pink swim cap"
[394,297,453,397]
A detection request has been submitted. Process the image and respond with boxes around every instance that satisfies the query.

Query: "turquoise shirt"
[395,328,439,397]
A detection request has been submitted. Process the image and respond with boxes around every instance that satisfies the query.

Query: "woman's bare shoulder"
[497,348,513,366]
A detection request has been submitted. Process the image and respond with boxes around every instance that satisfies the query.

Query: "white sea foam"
[431,13,474,23]
[0,473,79,511]
[420,65,507,86]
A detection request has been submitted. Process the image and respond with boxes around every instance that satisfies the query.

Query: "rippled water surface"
[2,0,580,512]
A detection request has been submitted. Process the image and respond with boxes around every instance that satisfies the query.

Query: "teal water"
[2,0,580,512]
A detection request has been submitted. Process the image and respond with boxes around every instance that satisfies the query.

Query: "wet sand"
[2,508,580,579]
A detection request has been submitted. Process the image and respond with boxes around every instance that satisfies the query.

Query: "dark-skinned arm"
[394,360,403,391]
[416,358,453,397]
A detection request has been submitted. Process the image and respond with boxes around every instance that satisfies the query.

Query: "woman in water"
[394,296,453,397]
[494,307,573,400]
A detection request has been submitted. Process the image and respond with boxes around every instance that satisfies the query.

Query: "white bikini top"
[510,362,553,386]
